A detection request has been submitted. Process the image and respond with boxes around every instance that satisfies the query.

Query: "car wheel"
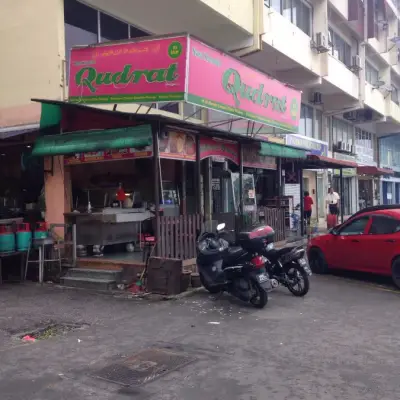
[391,258,400,289]
[308,248,328,274]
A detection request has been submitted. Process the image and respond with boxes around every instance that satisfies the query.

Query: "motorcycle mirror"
[216,223,226,232]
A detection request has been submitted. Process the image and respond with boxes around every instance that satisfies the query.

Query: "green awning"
[259,141,306,159]
[39,103,62,129]
[32,125,152,156]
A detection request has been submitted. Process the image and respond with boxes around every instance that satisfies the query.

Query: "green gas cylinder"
[0,226,16,253]
[16,223,32,251]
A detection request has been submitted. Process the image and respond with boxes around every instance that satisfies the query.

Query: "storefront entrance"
[333,176,353,216]
[358,178,373,209]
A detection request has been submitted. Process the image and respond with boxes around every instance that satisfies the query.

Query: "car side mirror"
[329,228,338,235]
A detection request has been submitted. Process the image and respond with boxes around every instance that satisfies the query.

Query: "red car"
[307,205,400,288]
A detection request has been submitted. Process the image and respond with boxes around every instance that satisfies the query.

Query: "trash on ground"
[208,321,220,325]
[22,335,36,342]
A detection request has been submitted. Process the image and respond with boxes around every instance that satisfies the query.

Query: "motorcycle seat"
[223,246,246,264]
[267,247,294,259]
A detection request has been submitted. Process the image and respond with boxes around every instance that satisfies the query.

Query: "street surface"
[0,274,399,400]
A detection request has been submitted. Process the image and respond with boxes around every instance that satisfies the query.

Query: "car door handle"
[351,239,360,243]
[385,239,396,243]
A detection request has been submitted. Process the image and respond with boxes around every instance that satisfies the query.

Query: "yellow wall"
[200,0,254,34]
[0,0,65,128]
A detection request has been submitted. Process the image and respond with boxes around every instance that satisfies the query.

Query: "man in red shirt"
[303,191,314,226]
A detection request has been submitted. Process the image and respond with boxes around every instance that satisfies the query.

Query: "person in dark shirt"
[303,191,314,226]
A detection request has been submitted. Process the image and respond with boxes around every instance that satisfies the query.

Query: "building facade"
[1,0,400,224]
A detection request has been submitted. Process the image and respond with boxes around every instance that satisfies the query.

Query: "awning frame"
[357,166,394,176]
[288,154,358,170]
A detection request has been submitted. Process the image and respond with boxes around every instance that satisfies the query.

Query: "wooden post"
[195,135,201,215]
[181,161,187,215]
[152,125,161,256]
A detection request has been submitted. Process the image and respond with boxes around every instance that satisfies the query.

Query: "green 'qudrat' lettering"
[222,68,287,114]
[75,64,179,93]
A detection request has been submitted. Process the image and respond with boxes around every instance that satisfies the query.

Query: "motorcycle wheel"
[199,272,221,294]
[285,265,309,297]
[249,278,268,308]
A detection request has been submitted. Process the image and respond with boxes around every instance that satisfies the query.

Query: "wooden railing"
[158,214,202,260]
[258,207,286,242]
[235,208,286,242]
[157,208,285,260]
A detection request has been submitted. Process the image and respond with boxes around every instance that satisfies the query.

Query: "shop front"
[32,34,304,281]
[284,134,329,221]
[378,172,398,205]
[353,139,384,208]
[332,152,358,216]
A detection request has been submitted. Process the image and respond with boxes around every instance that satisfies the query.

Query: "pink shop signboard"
[68,34,301,132]
[68,36,187,104]
[186,38,301,132]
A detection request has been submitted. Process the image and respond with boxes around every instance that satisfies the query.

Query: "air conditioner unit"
[336,141,343,151]
[346,143,352,152]
[310,92,323,104]
[343,111,357,121]
[350,55,362,72]
[315,32,330,53]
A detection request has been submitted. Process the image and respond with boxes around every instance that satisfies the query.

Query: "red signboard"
[64,147,152,165]
[200,137,239,164]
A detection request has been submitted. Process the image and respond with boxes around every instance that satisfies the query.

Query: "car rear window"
[369,215,400,235]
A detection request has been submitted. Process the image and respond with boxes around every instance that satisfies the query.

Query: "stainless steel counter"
[64,209,152,246]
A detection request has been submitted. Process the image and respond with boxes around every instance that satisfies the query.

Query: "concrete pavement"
[0,275,399,400]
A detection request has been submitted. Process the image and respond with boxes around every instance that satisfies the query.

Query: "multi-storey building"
[1,0,400,222]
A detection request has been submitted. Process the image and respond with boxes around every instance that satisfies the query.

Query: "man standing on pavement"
[325,187,340,216]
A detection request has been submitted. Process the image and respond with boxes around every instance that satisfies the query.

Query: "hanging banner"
[64,131,198,164]
[64,147,152,165]
[200,137,239,164]
[158,131,196,161]
[242,144,276,169]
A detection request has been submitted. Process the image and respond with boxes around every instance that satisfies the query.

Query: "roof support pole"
[195,135,202,215]
[152,124,161,256]
[239,142,244,226]
[339,168,344,224]
[299,167,304,237]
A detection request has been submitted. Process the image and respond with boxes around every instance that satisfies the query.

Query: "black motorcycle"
[196,223,274,308]
[262,245,311,297]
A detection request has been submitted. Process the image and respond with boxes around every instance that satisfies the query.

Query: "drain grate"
[91,348,196,387]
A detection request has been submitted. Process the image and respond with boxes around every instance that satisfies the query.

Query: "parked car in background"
[307,205,400,288]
